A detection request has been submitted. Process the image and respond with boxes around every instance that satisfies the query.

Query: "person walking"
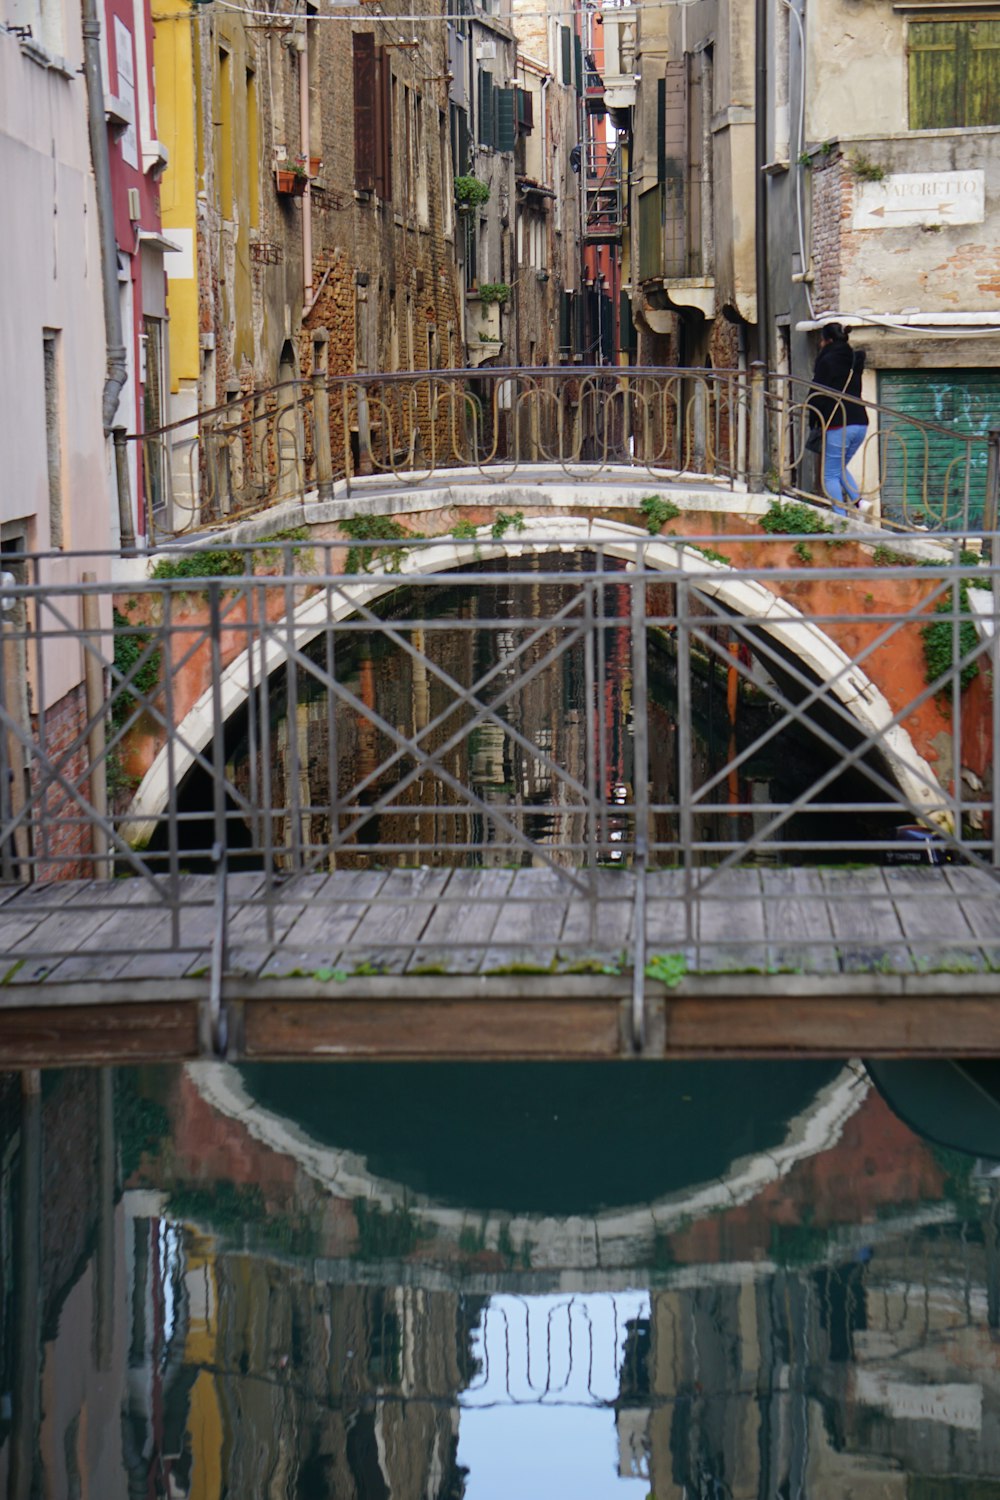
[809,324,869,514]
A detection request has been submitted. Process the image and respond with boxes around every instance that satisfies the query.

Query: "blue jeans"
[822,424,867,512]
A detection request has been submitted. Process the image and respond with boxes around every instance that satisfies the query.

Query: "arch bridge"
[0,368,997,1065]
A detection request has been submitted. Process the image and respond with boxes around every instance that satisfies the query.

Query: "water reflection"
[2,1062,1000,1497]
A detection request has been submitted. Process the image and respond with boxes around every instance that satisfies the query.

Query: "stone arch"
[123,516,947,842]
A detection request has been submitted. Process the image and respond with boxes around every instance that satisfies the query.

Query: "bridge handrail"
[0,532,996,1012]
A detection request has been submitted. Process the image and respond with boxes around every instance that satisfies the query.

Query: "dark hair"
[821,322,850,344]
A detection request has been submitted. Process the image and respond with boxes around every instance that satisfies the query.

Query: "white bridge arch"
[124,515,946,843]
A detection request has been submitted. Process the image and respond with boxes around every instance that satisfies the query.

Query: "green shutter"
[909,20,1000,127]
[478,70,494,147]
[561,26,572,87]
[908,21,960,128]
[559,290,573,354]
[967,20,1000,127]
[457,106,470,174]
[877,369,1000,527]
[638,185,663,282]
[496,87,516,153]
[620,290,637,357]
[574,34,583,96]
[657,76,666,181]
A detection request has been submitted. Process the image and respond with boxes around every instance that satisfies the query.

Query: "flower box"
[275,165,307,196]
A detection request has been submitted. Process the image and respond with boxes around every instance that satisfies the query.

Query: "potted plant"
[308,154,323,178]
[477,282,511,307]
[454,174,490,211]
[275,159,308,196]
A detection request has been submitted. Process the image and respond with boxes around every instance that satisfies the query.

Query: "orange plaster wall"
[114,506,993,796]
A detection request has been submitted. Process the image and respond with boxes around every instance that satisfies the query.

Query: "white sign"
[853,170,985,230]
[855,1370,982,1431]
[114,17,138,172]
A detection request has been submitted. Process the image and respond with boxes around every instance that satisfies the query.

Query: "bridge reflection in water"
[3,1060,1000,1498]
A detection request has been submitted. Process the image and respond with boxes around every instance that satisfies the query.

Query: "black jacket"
[810,342,867,430]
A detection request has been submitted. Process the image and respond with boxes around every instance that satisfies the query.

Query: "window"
[141,318,166,515]
[217,48,233,219]
[353,33,392,199]
[42,330,64,550]
[908,19,1000,129]
[246,69,259,229]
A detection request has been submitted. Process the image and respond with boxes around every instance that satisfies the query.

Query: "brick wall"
[30,681,94,882]
[811,153,845,315]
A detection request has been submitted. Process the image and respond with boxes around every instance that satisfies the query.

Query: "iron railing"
[131,365,1000,545]
[0,531,997,1023]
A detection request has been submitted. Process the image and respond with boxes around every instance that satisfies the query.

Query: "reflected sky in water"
[2,1060,999,1498]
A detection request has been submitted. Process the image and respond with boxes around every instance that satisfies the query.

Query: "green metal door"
[877,368,999,527]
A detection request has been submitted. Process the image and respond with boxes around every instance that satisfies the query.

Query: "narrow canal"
[3,1060,999,1497]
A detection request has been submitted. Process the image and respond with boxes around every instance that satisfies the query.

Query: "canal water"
[3,1060,999,1497]
[174,554,902,867]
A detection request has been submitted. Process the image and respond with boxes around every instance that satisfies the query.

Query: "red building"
[101,0,172,540]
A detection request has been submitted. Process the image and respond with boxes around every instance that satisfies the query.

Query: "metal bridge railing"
[133,365,750,543]
[130,365,999,546]
[0,532,997,994]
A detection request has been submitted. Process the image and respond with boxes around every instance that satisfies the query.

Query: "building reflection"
[2,1065,1000,1496]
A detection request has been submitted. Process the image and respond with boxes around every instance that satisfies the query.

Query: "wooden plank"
[115,875,220,979]
[645,869,692,951]
[559,869,634,969]
[260,869,388,978]
[407,868,512,974]
[243,996,625,1058]
[693,868,768,973]
[478,868,573,972]
[884,865,986,973]
[0,1001,199,1066]
[761,868,839,975]
[345,867,450,973]
[42,881,170,982]
[944,866,1000,957]
[662,995,1000,1056]
[820,868,915,974]
[7,888,119,981]
[225,873,332,976]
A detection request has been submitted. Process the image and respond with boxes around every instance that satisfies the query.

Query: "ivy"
[340,514,415,574]
[921,580,981,696]
[759,501,831,536]
[477,282,511,307]
[639,494,680,533]
[111,608,161,730]
[491,510,525,540]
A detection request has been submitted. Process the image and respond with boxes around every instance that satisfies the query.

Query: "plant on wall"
[477,282,511,307]
[847,152,887,183]
[454,175,490,209]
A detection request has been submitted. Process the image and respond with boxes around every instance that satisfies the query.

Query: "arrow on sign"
[867,202,955,218]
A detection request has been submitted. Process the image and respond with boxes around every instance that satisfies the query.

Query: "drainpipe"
[82,0,129,433]
[754,0,770,368]
[298,29,313,311]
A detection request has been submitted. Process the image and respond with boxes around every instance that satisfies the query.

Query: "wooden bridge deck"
[0,865,999,1065]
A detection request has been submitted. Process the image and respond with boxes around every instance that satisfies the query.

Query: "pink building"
[101,0,172,540]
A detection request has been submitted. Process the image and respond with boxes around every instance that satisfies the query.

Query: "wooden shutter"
[967,20,1000,126]
[353,33,376,192]
[908,21,960,128]
[516,86,533,134]
[478,69,494,146]
[656,76,666,181]
[376,46,392,201]
[457,105,471,174]
[561,26,572,87]
[638,185,663,282]
[559,290,573,354]
[496,87,516,152]
[574,33,583,96]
